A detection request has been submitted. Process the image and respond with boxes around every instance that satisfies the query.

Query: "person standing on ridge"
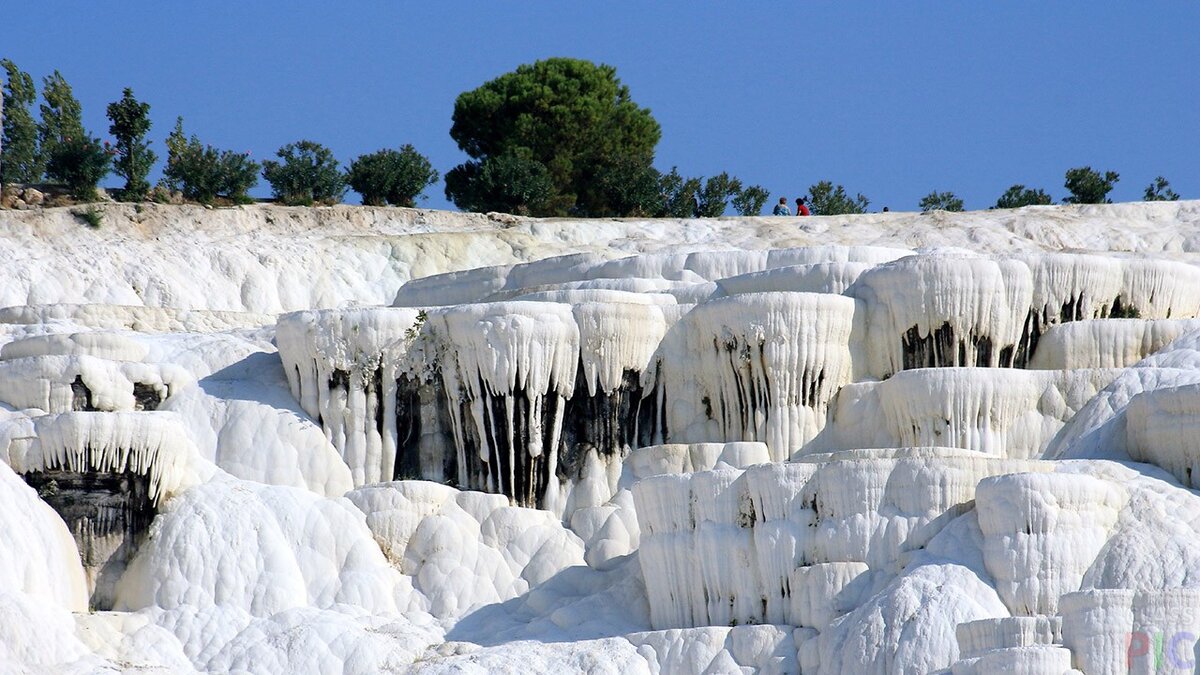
[773,197,791,216]
[795,197,811,216]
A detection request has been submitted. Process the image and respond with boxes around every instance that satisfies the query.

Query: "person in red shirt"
[795,197,811,216]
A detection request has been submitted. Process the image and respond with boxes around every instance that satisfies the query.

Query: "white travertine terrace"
[4,202,1200,672]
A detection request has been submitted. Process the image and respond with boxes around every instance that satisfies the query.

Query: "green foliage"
[37,70,84,171]
[919,190,964,213]
[1,59,41,183]
[590,155,664,217]
[106,88,156,200]
[731,185,769,216]
[45,133,112,200]
[448,57,661,216]
[1063,166,1119,204]
[347,145,439,207]
[808,180,869,215]
[444,148,554,215]
[994,184,1053,209]
[76,205,103,228]
[162,118,259,204]
[659,168,702,218]
[695,172,743,217]
[1144,176,1179,202]
[404,309,428,344]
[262,140,346,206]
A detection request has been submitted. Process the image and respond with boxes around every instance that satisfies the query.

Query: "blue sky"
[5,2,1198,211]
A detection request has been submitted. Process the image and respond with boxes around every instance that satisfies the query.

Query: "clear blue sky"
[6,2,1198,211]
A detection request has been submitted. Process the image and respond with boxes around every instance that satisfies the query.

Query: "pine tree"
[106,88,156,200]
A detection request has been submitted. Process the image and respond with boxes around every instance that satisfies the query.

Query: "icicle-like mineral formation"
[632,448,1049,629]
[275,307,423,485]
[8,411,205,609]
[426,302,580,513]
[643,292,860,461]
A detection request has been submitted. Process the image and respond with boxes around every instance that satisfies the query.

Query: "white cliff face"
[632,449,1052,631]
[815,367,1120,459]
[849,253,1200,377]
[276,307,424,486]
[644,292,860,460]
[6,202,1200,673]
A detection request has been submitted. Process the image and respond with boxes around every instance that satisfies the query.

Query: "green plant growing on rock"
[163,118,259,204]
[347,145,439,207]
[659,167,701,218]
[994,184,1052,209]
[106,88,156,201]
[1063,166,1119,204]
[919,191,964,212]
[695,172,743,217]
[1143,176,1179,202]
[731,185,769,216]
[46,134,112,201]
[262,140,346,206]
[444,147,554,215]
[808,180,869,215]
[75,205,103,228]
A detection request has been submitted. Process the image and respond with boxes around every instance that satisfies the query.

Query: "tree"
[659,168,702,218]
[448,57,661,216]
[444,147,554,215]
[591,155,663,217]
[994,184,1052,209]
[1063,166,1119,204]
[262,140,346,206]
[37,71,84,171]
[1,59,41,183]
[731,185,769,216]
[162,117,259,203]
[919,190,964,212]
[347,145,439,207]
[695,172,744,217]
[106,88,156,200]
[808,180,869,215]
[45,134,112,200]
[1144,176,1179,202]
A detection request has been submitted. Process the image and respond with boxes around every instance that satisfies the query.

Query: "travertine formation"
[4,202,1200,673]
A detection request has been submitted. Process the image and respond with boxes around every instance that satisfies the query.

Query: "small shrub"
[162,118,259,204]
[658,167,701,218]
[994,184,1052,209]
[919,191,964,212]
[731,185,769,216]
[589,155,662,217]
[219,152,260,204]
[1144,176,1179,202]
[808,180,869,215]
[444,148,553,215]
[1063,166,1119,204]
[695,172,743,217]
[262,140,346,206]
[45,134,113,201]
[76,205,103,228]
[347,145,439,207]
